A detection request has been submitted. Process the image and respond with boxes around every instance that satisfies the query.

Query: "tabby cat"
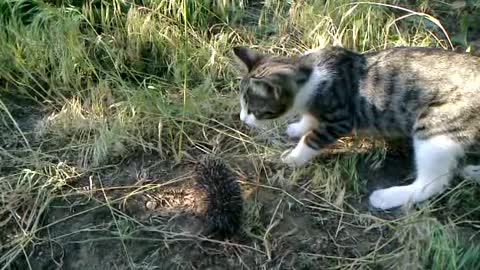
[233,45,480,210]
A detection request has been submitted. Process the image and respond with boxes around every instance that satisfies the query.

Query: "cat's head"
[233,47,312,128]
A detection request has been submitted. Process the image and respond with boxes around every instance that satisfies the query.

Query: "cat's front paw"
[369,190,395,210]
[286,122,308,139]
[369,188,409,210]
[281,148,310,167]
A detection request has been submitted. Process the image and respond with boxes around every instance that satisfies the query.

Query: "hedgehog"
[194,156,243,239]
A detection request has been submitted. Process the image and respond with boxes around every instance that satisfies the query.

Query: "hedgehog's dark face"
[233,47,307,128]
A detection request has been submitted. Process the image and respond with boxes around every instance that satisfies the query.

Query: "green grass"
[1,0,480,269]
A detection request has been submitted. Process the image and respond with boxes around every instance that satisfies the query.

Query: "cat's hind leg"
[369,135,464,210]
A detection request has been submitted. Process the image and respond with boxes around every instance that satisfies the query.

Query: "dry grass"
[1,0,480,269]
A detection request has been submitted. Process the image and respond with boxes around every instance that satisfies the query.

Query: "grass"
[1,0,480,269]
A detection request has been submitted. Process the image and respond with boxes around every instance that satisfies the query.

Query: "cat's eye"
[264,111,275,116]
[264,84,273,92]
[261,111,276,118]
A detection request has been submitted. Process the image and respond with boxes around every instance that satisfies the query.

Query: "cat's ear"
[296,65,313,85]
[233,46,265,72]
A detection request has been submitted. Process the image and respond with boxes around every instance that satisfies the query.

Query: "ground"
[1,1,480,270]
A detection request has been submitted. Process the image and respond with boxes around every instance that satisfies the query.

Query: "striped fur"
[234,46,480,210]
[235,46,480,149]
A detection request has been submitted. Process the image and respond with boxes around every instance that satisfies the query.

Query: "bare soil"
[8,154,405,270]
[2,102,414,270]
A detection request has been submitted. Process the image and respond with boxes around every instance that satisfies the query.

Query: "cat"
[233,45,480,210]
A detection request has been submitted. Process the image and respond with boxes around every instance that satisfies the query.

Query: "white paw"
[286,122,307,138]
[281,149,310,167]
[369,187,413,210]
[281,138,320,167]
